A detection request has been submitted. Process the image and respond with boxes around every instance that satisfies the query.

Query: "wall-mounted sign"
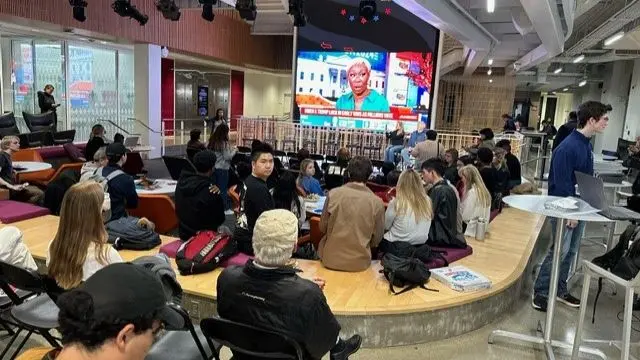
[198,86,209,116]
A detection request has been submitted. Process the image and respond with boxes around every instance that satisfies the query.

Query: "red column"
[160,58,175,136]
[230,70,244,131]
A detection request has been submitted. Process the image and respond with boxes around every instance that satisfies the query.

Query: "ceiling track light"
[579,80,587,87]
[69,0,88,22]
[604,31,625,46]
[489,79,493,83]
[289,0,308,27]
[487,69,492,75]
[112,0,148,25]
[488,58,493,66]
[487,0,495,13]
[156,0,181,21]
[573,54,585,63]
[553,67,562,74]
[235,0,257,21]
[563,88,569,91]
[199,0,217,21]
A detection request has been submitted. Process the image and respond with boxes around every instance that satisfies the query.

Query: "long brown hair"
[48,181,109,289]
[395,170,433,221]
[208,124,230,152]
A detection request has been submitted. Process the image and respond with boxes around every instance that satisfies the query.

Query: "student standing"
[532,101,611,312]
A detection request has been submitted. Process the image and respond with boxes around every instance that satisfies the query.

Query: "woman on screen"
[335,58,390,112]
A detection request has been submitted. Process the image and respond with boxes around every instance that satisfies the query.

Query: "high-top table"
[489,195,611,360]
[12,161,52,174]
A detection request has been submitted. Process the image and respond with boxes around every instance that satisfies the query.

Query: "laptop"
[124,136,139,147]
[575,171,640,220]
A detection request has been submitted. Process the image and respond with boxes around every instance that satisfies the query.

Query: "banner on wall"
[198,86,209,116]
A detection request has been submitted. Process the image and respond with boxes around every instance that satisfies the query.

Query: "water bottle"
[475,217,487,241]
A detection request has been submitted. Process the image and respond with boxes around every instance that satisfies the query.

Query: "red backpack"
[175,231,238,275]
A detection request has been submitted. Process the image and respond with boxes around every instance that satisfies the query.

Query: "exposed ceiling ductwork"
[507,0,573,74]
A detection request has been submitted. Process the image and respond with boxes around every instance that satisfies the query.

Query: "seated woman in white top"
[47,181,123,290]
[379,170,433,252]
[458,165,492,236]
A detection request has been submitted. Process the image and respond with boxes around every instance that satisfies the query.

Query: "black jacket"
[174,171,225,241]
[386,129,404,146]
[102,165,138,221]
[505,153,521,182]
[427,180,466,248]
[37,91,56,113]
[552,120,577,151]
[217,261,341,360]
[85,136,106,162]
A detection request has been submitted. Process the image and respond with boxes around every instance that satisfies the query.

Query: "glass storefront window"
[12,39,35,132]
[68,45,118,140]
[34,40,66,130]
[118,50,135,136]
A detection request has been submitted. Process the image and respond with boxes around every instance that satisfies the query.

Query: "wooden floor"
[2,207,543,316]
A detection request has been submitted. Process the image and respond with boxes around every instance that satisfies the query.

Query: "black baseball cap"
[76,263,183,329]
[193,150,217,173]
[105,143,127,158]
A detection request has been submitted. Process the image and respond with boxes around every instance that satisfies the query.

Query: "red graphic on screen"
[400,52,434,92]
[320,41,333,49]
[343,47,354,51]
[384,7,391,15]
[340,8,347,16]
[360,17,367,24]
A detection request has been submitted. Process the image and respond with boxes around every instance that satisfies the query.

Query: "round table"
[304,196,326,216]
[490,195,610,360]
[135,179,177,195]
[12,161,52,173]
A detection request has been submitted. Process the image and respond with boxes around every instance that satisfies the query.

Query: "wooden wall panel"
[0,0,293,70]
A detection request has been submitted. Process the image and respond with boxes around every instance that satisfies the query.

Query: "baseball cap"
[105,142,127,158]
[193,150,217,173]
[75,263,183,329]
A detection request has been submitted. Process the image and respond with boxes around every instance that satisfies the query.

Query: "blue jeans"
[215,169,230,211]
[385,145,404,163]
[534,218,585,298]
[401,148,413,166]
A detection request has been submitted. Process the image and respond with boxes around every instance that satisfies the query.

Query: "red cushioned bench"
[425,245,474,269]
[0,200,50,224]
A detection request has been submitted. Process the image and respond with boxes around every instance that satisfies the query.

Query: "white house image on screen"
[297,53,386,102]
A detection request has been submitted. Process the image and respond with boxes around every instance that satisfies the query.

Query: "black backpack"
[382,241,449,267]
[106,217,162,250]
[380,253,438,295]
[591,223,640,322]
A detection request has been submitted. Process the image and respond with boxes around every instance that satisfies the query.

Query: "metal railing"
[236,118,526,161]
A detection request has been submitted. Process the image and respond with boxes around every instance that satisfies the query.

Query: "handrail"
[99,119,140,136]
[127,118,163,134]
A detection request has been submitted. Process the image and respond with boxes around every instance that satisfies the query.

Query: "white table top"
[129,145,155,153]
[502,195,611,222]
[304,196,326,215]
[12,161,52,173]
[135,179,177,195]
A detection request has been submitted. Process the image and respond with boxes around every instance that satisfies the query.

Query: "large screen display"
[295,0,440,131]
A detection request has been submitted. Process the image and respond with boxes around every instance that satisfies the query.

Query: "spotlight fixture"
[579,79,587,87]
[359,0,377,21]
[563,88,569,91]
[156,0,181,21]
[487,58,493,66]
[69,0,88,22]
[604,31,625,46]
[553,67,562,74]
[199,0,217,22]
[573,54,585,63]
[288,0,308,27]
[487,0,495,13]
[489,79,493,83]
[112,0,148,25]
[487,69,492,75]
[235,0,257,21]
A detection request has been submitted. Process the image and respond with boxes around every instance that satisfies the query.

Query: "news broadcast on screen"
[294,0,440,131]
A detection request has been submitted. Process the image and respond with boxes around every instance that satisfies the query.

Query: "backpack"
[591,223,640,322]
[382,241,449,267]
[132,254,183,304]
[175,231,238,275]
[80,167,125,219]
[380,253,439,295]
[105,217,162,250]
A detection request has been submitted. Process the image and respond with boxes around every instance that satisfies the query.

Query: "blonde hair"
[298,159,315,184]
[93,146,107,162]
[0,136,18,151]
[394,170,433,222]
[459,165,492,208]
[48,181,110,289]
[252,210,298,267]
[493,147,507,170]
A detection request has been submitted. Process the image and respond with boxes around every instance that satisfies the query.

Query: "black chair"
[200,317,304,360]
[310,154,324,162]
[0,112,19,139]
[162,156,197,181]
[324,174,345,190]
[237,146,251,154]
[52,129,76,145]
[325,155,337,163]
[22,112,55,133]
[0,261,60,359]
[146,304,218,360]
